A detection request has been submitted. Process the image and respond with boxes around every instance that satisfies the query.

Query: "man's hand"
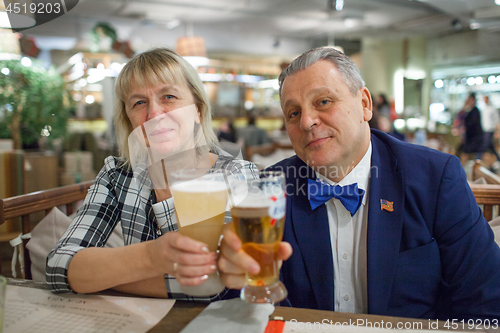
[218,223,293,289]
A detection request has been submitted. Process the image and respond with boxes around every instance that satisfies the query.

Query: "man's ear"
[360,87,373,122]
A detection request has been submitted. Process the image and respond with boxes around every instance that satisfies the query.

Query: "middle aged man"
[219,47,500,320]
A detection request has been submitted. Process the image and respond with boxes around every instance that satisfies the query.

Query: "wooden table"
[154,303,495,333]
[7,279,496,332]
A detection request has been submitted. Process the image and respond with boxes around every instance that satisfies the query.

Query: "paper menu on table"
[4,285,175,333]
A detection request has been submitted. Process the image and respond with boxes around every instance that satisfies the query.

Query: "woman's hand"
[148,232,218,286]
[218,223,293,289]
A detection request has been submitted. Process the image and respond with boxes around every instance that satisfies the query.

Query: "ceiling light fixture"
[327,0,344,11]
[176,36,209,68]
[335,0,344,11]
[166,19,180,30]
[496,0,500,5]
[176,21,209,69]
[344,18,358,28]
[469,19,480,30]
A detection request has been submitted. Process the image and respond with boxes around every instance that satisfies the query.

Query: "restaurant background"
[1,0,500,277]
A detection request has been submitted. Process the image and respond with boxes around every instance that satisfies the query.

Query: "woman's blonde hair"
[114,48,218,163]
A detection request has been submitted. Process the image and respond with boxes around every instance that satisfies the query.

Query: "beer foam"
[172,180,227,193]
[231,205,269,218]
[234,195,271,208]
[232,194,286,219]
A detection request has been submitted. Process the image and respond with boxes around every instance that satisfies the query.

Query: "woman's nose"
[147,101,164,121]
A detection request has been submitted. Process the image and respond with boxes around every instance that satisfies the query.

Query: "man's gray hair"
[278,47,364,97]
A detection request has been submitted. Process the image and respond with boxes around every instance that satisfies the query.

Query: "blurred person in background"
[374,93,390,119]
[452,107,467,158]
[480,95,500,165]
[217,118,237,143]
[236,113,271,147]
[376,113,405,142]
[460,93,484,164]
[368,93,390,130]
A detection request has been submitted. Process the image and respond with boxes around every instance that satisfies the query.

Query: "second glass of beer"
[170,168,228,296]
[230,171,288,303]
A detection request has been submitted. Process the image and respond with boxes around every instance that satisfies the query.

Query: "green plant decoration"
[90,22,117,53]
[0,59,74,149]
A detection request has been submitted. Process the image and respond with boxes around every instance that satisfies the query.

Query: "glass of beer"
[229,171,287,303]
[170,168,229,296]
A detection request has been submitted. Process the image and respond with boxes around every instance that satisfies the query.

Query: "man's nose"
[300,107,319,131]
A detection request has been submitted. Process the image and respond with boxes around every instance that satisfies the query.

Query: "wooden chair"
[472,160,500,185]
[244,142,278,162]
[469,183,500,221]
[0,180,93,279]
[244,141,295,162]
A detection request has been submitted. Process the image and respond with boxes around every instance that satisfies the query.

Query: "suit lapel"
[289,160,335,310]
[366,134,404,315]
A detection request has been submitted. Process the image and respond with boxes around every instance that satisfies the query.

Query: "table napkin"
[180,298,274,333]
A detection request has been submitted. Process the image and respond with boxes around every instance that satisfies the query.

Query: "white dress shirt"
[481,104,500,133]
[316,142,372,313]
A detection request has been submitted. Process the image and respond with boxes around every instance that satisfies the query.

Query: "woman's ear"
[195,106,202,124]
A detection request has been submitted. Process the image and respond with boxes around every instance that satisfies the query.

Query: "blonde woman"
[47,48,257,300]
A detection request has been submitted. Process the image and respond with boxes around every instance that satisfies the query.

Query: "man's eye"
[289,111,300,119]
[319,99,329,106]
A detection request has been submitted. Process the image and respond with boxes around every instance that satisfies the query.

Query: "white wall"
[361,37,433,118]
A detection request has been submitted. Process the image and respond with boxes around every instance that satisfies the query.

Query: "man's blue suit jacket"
[267,130,500,319]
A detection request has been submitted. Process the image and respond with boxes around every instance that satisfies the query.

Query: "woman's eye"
[134,101,145,107]
[164,94,175,100]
